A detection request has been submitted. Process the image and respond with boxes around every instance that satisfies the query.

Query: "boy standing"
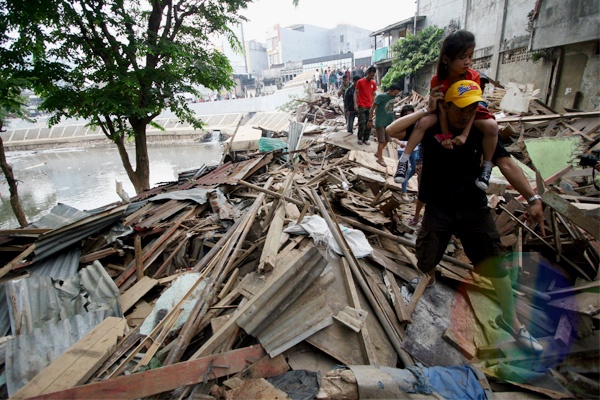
[354,66,377,145]
[370,84,402,166]
[343,76,360,133]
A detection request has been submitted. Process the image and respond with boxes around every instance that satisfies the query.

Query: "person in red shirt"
[390,30,498,191]
[353,66,377,145]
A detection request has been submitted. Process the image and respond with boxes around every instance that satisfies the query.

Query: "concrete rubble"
[0,83,599,399]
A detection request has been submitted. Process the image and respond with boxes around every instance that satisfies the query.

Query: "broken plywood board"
[349,150,394,176]
[255,271,335,357]
[340,197,391,225]
[223,378,290,400]
[306,256,397,367]
[285,344,339,377]
[442,289,485,360]
[12,317,128,399]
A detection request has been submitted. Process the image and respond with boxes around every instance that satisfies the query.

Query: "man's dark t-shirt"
[419,123,506,210]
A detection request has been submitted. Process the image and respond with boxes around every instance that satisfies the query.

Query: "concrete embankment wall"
[2,87,304,150]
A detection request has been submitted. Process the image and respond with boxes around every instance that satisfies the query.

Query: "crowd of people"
[329,30,546,355]
[313,65,369,94]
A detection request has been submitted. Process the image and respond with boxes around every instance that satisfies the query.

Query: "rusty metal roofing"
[194,154,272,187]
[130,165,208,202]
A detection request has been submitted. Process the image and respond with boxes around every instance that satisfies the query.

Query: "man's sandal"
[408,275,435,291]
[495,314,543,354]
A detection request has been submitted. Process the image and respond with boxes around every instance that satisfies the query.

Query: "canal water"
[0,141,223,229]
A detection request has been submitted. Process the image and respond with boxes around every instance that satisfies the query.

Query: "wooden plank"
[385,269,410,323]
[28,345,266,400]
[546,280,600,296]
[554,313,573,346]
[12,317,127,399]
[0,243,35,279]
[541,191,600,240]
[548,291,600,316]
[120,276,158,313]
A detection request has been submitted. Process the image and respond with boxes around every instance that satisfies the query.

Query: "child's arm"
[386,90,443,138]
[451,111,476,146]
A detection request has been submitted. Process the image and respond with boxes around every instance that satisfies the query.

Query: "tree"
[27,0,252,194]
[382,26,444,89]
[0,94,29,227]
[0,0,60,227]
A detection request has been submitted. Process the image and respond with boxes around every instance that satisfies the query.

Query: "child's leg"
[395,114,437,183]
[398,114,437,163]
[473,118,499,190]
[475,118,499,161]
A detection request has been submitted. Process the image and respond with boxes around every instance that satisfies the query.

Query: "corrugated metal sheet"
[4,262,121,337]
[5,310,112,396]
[33,203,128,263]
[0,285,10,337]
[31,203,91,229]
[26,246,80,280]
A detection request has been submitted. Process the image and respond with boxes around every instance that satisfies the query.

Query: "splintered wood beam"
[237,179,304,207]
[27,345,266,400]
[541,191,600,240]
[340,257,376,364]
[259,172,295,273]
[0,243,35,280]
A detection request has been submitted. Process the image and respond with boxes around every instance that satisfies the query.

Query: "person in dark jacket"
[343,75,360,133]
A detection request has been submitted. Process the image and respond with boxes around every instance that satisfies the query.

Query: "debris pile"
[0,86,598,399]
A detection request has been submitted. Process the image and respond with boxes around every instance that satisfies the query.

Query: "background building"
[408,0,599,112]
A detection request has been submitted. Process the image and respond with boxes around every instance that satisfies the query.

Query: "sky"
[241,0,418,42]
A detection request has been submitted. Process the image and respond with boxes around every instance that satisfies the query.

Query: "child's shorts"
[476,104,495,120]
[375,127,390,143]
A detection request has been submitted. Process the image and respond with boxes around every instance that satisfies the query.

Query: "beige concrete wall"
[497,48,554,105]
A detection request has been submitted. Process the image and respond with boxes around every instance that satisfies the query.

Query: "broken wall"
[554,42,600,112]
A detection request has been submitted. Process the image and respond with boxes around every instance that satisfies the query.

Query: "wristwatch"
[422,108,430,116]
[527,194,542,204]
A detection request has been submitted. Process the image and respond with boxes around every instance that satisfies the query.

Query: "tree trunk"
[132,121,150,194]
[0,135,28,227]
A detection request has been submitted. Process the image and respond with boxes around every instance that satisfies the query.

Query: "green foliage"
[0,0,58,123]
[2,0,254,192]
[34,0,249,131]
[381,26,444,88]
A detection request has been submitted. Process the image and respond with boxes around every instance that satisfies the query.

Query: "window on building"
[340,35,344,43]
